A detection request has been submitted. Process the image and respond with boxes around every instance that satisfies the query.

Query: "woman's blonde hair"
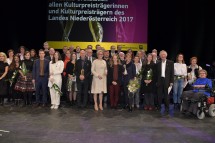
[0,52,7,63]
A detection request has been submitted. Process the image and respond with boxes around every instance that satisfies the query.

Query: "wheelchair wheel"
[208,104,215,117]
[197,110,205,119]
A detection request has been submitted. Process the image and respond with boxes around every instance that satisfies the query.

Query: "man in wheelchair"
[181,69,212,116]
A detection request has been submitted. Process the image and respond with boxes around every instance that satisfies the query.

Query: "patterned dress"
[14,60,35,92]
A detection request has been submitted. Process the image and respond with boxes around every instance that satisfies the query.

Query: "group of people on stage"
[0,42,213,115]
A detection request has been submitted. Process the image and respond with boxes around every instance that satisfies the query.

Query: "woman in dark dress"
[14,51,35,106]
[0,52,9,105]
[7,55,21,105]
[140,53,156,110]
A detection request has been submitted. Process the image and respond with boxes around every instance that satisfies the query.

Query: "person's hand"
[170,83,173,86]
[144,80,148,84]
[32,79,35,84]
[50,78,54,83]
[50,72,54,76]
[69,75,73,79]
[98,75,103,80]
[104,70,108,76]
[80,75,85,80]
[112,81,117,85]
[144,80,152,84]
[24,76,27,81]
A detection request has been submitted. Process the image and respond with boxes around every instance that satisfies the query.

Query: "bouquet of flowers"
[136,69,143,80]
[145,68,153,86]
[20,62,28,76]
[127,78,140,93]
[6,70,18,87]
[51,83,63,96]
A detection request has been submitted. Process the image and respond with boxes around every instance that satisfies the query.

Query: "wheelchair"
[180,82,215,119]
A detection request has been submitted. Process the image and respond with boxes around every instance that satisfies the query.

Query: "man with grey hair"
[155,50,174,115]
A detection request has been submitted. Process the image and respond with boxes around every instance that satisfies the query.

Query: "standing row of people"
[0,42,205,114]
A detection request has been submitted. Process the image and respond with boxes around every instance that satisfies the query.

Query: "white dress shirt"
[161,60,166,77]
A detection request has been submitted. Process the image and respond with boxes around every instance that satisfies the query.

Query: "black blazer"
[107,64,123,86]
[155,59,174,88]
[75,59,91,82]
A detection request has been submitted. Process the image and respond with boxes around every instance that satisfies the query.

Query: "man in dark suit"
[75,50,91,108]
[86,48,96,106]
[32,49,50,107]
[155,50,174,113]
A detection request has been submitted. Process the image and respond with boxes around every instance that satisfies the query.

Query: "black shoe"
[34,103,40,108]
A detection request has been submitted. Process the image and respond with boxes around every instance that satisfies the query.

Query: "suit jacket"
[75,58,91,82]
[156,59,174,88]
[123,62,136,85]
[32,58,50,81]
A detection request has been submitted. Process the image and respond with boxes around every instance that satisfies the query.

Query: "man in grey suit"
[155,50,174,113]
[32,49,50,107]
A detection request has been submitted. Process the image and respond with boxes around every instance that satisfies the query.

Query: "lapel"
[165,60,169,76]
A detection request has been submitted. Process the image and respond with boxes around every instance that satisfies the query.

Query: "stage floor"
[0,104,215,143]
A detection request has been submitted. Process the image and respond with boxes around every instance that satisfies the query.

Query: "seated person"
[181,69,212,114]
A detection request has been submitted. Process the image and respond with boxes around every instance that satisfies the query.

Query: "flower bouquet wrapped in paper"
[145,68,153,86]
[6,70,18,87]
[127,78,140,111]
[20,62,28,76]
[51,83,63,96]
[127,78,140,93]
[136,69,143,80]
[123,64,128,75]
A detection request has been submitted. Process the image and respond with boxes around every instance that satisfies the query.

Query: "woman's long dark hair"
[52,51,62,64]
[9,55,20,71]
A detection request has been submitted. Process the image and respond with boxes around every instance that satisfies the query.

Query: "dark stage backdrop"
[2,0,215,67]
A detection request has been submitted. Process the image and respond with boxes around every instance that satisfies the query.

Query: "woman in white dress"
[91,50,107,111]
[48,51,64,109]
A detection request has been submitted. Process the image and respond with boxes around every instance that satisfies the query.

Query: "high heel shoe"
[94,104,98,111]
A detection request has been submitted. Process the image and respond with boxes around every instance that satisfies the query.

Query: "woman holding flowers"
[123,53,136,112]
[48,51,64,109]
[14,51,34,106]
[7,55,21,105]
[140,53,156,110]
